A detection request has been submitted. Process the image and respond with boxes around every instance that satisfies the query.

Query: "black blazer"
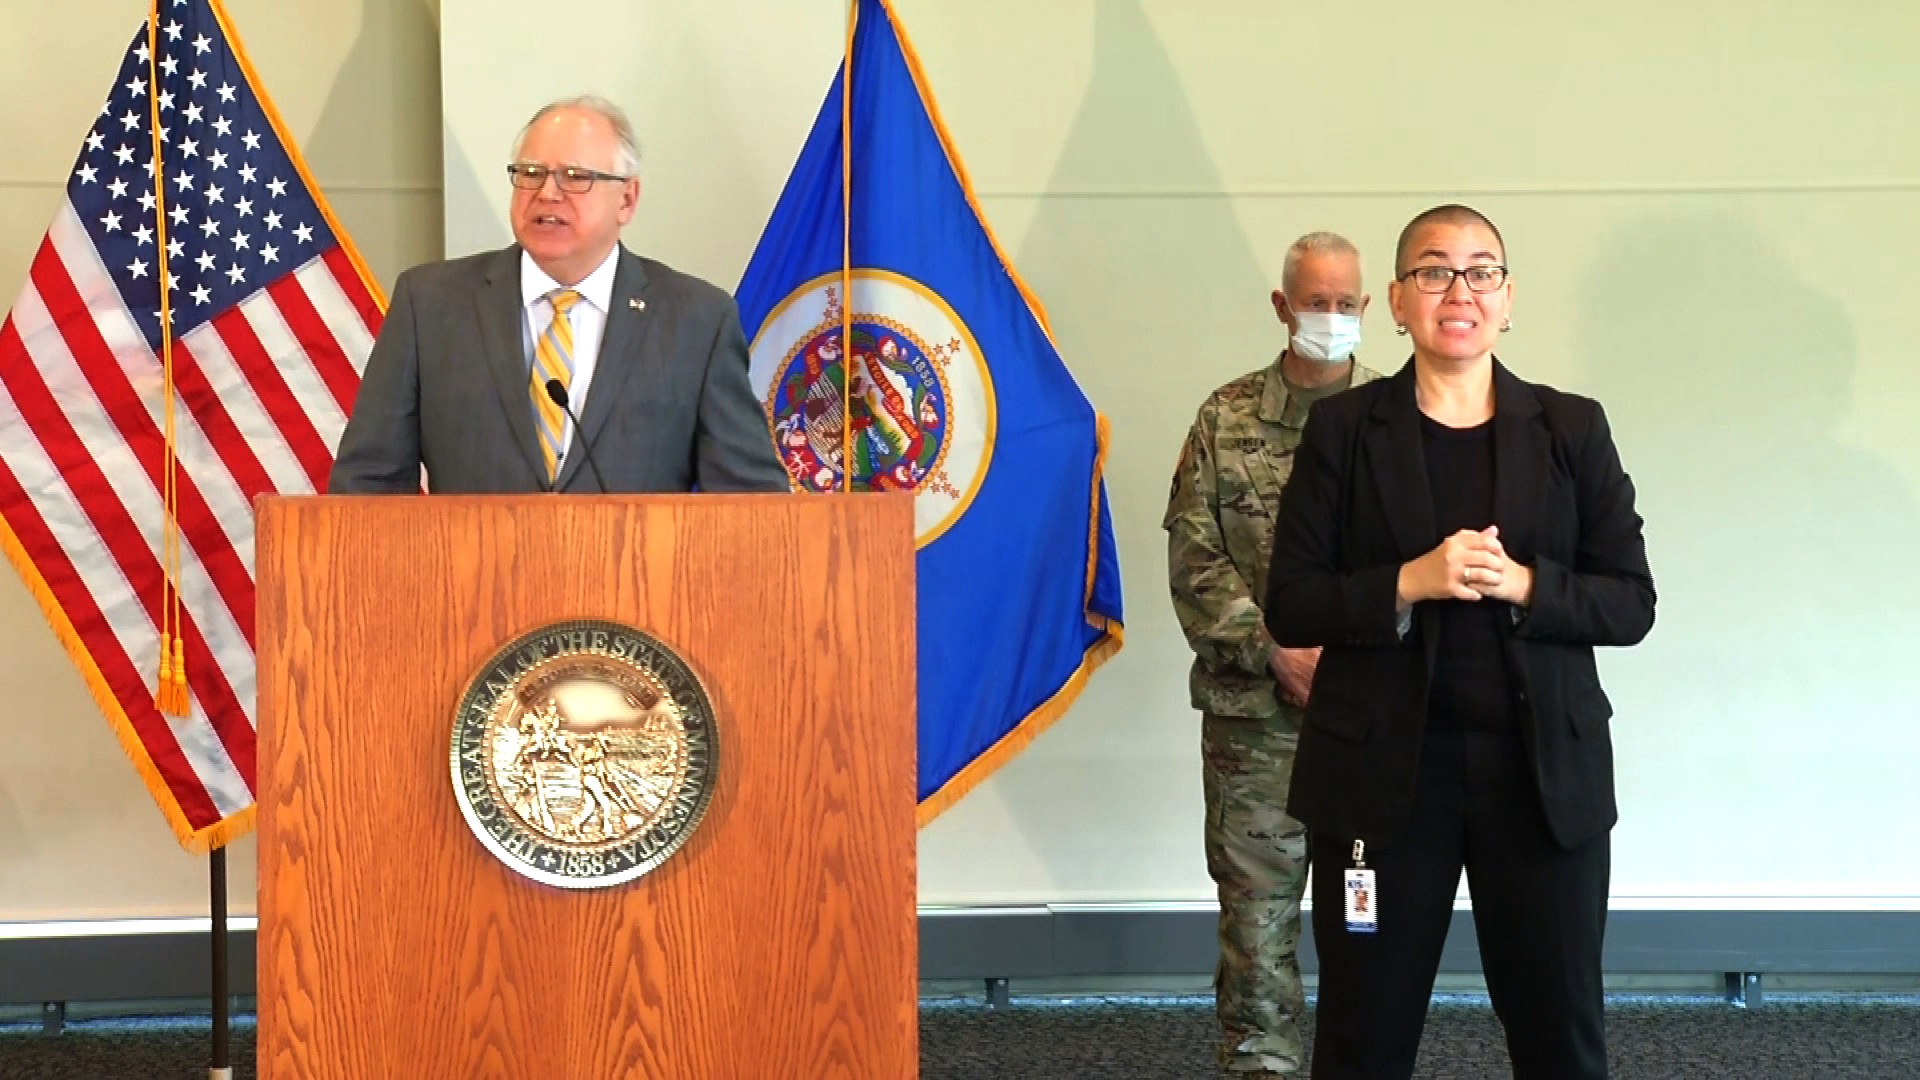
[1263,361,1655,850]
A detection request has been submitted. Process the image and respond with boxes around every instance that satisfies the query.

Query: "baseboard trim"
[921,907,1920,980]
[4,908,1918,1004]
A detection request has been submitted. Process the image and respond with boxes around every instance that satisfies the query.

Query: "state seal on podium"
[449,620,718,889]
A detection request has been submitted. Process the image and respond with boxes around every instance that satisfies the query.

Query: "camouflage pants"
[1202,710,1308,1076]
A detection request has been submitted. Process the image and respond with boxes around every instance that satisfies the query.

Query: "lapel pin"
[629,298,647,313]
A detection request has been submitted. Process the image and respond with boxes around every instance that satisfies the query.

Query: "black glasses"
[1398,264,1509,294]
[507,163,629,194]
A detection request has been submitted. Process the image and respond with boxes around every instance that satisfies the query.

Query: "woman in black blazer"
[1263,205,1655,1080]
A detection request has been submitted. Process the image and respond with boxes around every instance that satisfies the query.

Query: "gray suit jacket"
[328,244,790,494]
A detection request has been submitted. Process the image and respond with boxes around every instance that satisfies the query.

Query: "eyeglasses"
[506,163,629,194]
[1398,264,1509,294]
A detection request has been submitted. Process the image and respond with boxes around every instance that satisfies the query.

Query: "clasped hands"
[1398,526,1533,609]
[1268,527,1531,707]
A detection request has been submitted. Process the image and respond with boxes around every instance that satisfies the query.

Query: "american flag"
[0,0,382,851]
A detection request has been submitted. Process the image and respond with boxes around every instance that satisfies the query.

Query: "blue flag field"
[735,0,1124,821]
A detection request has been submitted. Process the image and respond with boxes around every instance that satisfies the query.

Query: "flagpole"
[144,0,189,721]
[840,0,855,495]
[148,8,215,1064]
[209,845,231,1080]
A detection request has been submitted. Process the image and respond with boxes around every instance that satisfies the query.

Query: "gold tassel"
[156,633,190,716]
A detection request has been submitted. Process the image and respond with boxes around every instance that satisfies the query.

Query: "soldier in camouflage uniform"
[1165,232,1384,1076]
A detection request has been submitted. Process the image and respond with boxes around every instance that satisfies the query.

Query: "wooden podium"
[253,494,917,1079]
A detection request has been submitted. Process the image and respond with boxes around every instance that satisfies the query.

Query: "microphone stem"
[544,379,608,492]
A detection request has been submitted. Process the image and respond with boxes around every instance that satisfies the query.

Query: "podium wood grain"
[255,494,916,1079]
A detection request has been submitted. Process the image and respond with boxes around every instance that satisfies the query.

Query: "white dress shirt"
[520,245,620,460]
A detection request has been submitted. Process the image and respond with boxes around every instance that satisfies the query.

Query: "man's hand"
[1268,645,1322,707]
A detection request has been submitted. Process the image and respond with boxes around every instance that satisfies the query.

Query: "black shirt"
[1420,414,1515,732]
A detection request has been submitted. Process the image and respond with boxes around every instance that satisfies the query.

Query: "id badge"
[1344,837,1377,934]
[1344,868,1378,933]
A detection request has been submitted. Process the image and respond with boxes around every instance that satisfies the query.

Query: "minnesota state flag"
[737,0,1124,823]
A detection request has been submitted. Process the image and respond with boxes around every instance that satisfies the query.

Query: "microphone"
[543,379,609,493]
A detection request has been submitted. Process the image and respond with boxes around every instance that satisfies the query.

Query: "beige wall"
[3,0,1918,924]
[0,0,441,920]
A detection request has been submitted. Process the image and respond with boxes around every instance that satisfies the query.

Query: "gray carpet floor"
[921,994,1920,1078]
[1,994,1915,1078]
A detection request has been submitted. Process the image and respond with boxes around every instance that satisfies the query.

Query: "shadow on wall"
[301,0,448,280]
[1572,213,1920,869]
[439,120,504,262]
[923,0,1274,889]
[639,29,790,288]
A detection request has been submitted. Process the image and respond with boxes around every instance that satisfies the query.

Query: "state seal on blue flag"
[751,273,994,542]
[737,0,1124,821]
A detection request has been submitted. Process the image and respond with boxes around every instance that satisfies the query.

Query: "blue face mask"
[1291,311,1363,363]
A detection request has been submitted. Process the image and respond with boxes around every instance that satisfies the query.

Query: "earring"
[1500,318,1512,333]
[1394,325,1409,336]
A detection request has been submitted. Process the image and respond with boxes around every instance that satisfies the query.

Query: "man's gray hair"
[513,95,641,176]
[1281,231,1362,295]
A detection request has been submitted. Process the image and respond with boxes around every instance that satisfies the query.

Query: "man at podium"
[329,95,790,495]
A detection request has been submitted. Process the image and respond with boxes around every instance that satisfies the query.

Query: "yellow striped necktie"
[531,288,583,481]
